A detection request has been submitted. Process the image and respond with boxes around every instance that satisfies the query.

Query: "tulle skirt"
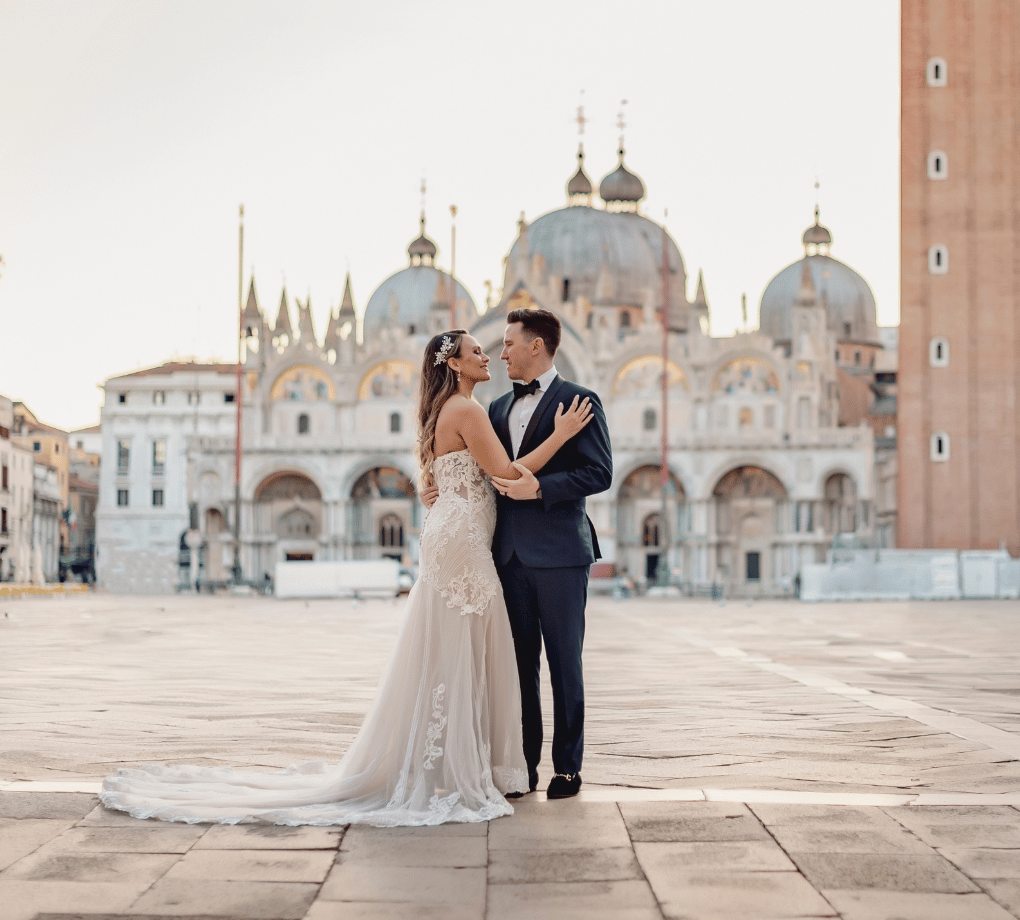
[100,578,529,826]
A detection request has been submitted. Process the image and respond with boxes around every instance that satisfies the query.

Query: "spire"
[338,273,356,320]
[323,306,340,352]
[242,276,261,329]
[274,288,292,336]
[796,259,817,307]
[297,295,316,345]
[693,270,708,307]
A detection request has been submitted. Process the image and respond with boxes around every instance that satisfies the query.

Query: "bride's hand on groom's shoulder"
[492,462,541,501]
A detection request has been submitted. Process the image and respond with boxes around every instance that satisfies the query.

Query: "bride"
[100,329,591,826]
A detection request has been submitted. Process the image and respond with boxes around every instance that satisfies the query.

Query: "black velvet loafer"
[546,772,582,799]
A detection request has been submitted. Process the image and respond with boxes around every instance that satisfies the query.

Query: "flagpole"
[232,205,244,584]
[658,210,670,587]
[449,204,457,329]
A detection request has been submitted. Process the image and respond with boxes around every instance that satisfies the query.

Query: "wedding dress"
[100,450,529,825]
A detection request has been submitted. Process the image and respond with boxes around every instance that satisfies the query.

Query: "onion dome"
[802,206,833,250]
[566,148,593,204]
[599,147,645,210]
[407,215,437,266]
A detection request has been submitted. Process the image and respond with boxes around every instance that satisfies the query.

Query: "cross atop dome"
[567,94,593,206]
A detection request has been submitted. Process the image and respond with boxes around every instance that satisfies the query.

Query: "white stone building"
[98,145,889,596]
[95,364,238,593]
[0,395,34,582]
[33,463,60,582]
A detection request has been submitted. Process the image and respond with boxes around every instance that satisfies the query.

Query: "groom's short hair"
[507,308,561,356]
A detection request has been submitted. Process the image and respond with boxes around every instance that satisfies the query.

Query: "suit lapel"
[517,375,564,459]
[495,393,514,456]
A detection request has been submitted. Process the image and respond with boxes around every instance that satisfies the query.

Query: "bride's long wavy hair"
[416,329,468,490]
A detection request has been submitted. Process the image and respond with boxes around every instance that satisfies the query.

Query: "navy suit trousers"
[497,554,588,776]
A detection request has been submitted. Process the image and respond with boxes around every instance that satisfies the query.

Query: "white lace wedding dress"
[100,450,529,826]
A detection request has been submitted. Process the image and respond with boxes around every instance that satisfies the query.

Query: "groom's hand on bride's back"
[420,484,440,509]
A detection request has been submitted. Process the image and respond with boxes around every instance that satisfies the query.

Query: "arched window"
[929,336,950,367]
[620,311,631,328]
[643,408,657,431]
[927,57,947,87]
[931,431,950,462]
[928,150,948,180]
[390,412,401,433]
[297,413,310,435]
[928,245,948,274]
[562,278,571,302]
[379,513,404,548]
[642,514,661,547]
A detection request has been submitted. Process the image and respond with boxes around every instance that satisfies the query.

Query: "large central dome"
[504,206,687,310]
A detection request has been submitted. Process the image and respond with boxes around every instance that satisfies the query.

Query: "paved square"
[3,593,1020,918]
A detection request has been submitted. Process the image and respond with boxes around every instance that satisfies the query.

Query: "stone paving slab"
[318,864,486,904]
[7,595,1020,917]
[823,889,1018,919]
[129,878,320,918]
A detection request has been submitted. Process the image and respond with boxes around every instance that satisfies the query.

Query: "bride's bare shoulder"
[439,395,484,421]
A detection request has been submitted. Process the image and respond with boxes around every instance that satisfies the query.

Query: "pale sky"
[0,0,900,432]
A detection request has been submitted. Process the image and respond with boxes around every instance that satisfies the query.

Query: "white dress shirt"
[509,366,558,458]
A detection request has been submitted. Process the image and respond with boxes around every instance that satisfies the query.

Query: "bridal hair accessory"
[434,335,456,366]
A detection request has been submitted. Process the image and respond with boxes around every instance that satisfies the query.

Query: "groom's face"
[500,322,541,382]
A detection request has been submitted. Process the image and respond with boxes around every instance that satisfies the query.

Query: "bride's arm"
[449,398,590,481]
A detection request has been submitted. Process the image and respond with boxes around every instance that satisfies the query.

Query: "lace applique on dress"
[423,684,447,770]
[419,451,500,617]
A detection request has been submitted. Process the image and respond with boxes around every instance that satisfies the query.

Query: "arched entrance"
[824,473,857,535]
[617,465,686,584]
[349,467,415,562]
[202,507,227,581]
[712,466,787,593]
[253,472,323,574]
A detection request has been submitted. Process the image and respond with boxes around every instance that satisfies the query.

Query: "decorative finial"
[617,99,628,152]
[239,204,244,220]
[420,177,427,229]
[576,89,586,147]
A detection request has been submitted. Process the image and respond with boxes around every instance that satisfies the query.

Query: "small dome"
[363,265,477,332]
[407,216,437,265]
[599,148,645,204]
[567,150,593,199]
[802,207,833,247]
[760,254,879,346]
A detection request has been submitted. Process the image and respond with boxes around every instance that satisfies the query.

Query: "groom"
[489,308,613,799]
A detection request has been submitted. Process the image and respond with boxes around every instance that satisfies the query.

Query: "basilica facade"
[98,146,890,596]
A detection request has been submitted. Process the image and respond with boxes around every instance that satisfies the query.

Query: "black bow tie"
[513,380,541,400]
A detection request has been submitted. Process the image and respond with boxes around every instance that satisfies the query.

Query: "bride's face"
[451,335,491,382]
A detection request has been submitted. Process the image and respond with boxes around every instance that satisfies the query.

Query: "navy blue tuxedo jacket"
[488,375,613,568]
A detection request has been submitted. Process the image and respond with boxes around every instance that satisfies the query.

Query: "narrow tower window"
[643,408,657,431]
[928,245,949,274]
[929,336,950,367]
[389,412,401,433]
[926,57,947,87]
[297,413,310,435]
[930,431,950,462]
[928,150,948,180]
